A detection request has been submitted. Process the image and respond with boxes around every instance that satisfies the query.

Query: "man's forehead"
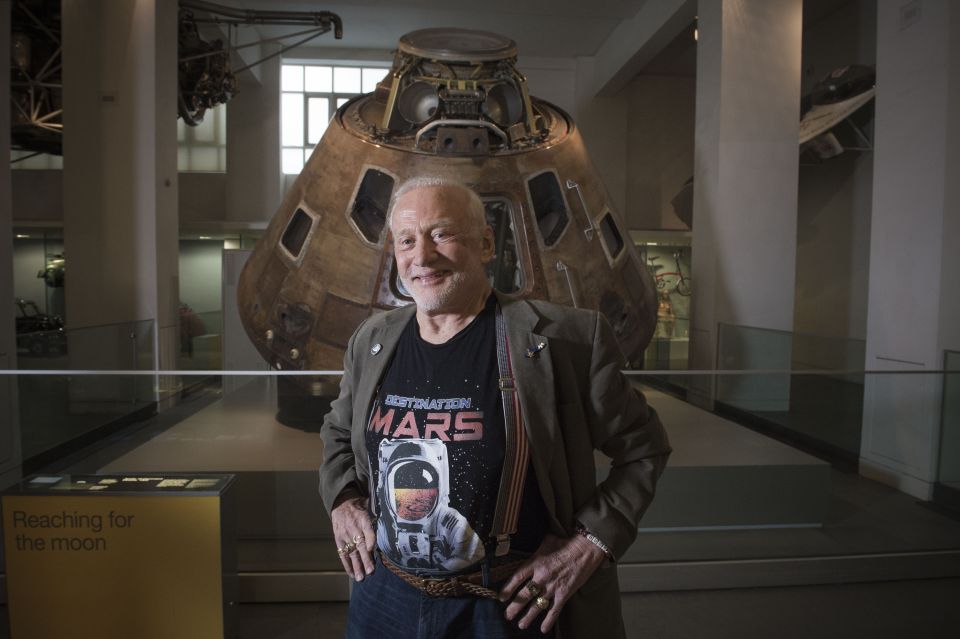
[391,211,459,230]
[391,186,473,227]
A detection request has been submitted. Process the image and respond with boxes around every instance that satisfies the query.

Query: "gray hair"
[386,176,487,236]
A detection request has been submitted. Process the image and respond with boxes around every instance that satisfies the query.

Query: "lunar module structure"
[238,28,657,392]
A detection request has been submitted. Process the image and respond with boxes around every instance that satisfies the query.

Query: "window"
[527,171,569,247]
[598,211,625,261]
[281,208,316,259]
[483,198,523,293]
[349,168,395,244]
[281,63,389,175]
[178,103,227,172]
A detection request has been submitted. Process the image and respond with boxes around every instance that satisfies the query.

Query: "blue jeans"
[345,554,554,639]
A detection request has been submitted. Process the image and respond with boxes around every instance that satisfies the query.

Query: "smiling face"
[390,184,494,315]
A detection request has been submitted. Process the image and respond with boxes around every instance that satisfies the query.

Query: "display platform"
[2,473,237,639]
[621,388,831,530]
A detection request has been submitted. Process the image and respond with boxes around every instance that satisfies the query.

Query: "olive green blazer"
[319,291,671,638]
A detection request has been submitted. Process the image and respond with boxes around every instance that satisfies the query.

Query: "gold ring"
[353,534,365,545]
[534,596,550,610]
[524,582,542,597]
[337,541,356,556]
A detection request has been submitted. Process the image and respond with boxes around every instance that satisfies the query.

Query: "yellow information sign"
[2,475,235,639]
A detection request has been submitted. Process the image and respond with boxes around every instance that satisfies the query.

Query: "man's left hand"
[499,533,607,633]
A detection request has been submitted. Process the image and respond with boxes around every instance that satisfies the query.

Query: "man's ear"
[480,225,496,263]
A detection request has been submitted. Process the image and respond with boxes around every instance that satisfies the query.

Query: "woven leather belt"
[380,552,525,599]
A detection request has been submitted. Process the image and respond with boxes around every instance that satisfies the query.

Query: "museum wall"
[791,0,876,372]
[519,56,578,116]
[179,240,223,316]
[572,56,628,216]
[938,2,960,357]
[624,74,695,230]
[179,173,228,225]
[11,170,61,222]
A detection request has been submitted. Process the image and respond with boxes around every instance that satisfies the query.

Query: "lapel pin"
[371,343,382,355]
[525,341,546,359]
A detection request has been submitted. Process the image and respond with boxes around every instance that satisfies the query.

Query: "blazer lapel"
[352,304,415,472]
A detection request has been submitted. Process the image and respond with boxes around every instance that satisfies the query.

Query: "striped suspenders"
[490,304,530,557]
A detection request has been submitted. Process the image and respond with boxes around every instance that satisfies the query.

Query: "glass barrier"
[2,368,959,579]
[714,323,866,460]
[14,320,155,463]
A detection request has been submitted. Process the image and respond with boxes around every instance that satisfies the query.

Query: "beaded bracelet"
[574,524,614,561]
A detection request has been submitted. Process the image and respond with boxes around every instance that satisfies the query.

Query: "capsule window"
[483,198,523,293]
[598,211,624,260]
[280,208,314,259]
[527,172,568,247]
[350,168,395,244]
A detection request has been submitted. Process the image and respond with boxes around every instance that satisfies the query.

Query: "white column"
[62,0,179,401]
[688,0,802,410]
[226,52,282,224]
[1,0,24,485]
[860,0,959,499]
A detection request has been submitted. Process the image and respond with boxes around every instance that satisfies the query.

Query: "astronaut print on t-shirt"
[375,438,485,572]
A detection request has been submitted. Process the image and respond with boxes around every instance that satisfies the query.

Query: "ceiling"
[202,0,862,85]
[210,0,651,58]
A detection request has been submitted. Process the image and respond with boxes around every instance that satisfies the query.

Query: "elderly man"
[319,176,670,638]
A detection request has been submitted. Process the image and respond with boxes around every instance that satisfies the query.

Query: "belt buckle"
[423,579,440,596]
[423,576,454,597]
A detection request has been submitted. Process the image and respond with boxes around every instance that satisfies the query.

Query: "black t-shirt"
[365,294,547,575]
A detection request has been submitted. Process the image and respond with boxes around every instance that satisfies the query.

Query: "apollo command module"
[238,28,657,397]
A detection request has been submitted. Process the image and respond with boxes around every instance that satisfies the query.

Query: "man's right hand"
[331,491,376,581]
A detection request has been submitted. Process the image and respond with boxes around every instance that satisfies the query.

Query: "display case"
[633,231,692,370]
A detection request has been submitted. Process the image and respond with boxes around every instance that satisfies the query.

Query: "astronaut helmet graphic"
[379,439,449,523]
